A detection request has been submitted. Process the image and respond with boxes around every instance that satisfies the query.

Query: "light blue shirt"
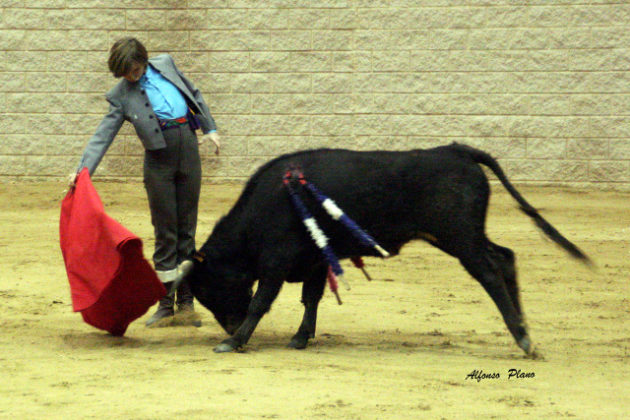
[140,64,189,120]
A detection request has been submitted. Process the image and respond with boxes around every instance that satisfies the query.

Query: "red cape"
[59,169,166,336]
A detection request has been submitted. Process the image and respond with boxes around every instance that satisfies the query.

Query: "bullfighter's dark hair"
[108,37,148,78]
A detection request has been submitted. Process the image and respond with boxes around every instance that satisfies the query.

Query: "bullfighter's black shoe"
[174,281,202,327]
[146,282,175,327]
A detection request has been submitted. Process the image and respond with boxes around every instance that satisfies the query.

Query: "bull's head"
[181,257,253,335]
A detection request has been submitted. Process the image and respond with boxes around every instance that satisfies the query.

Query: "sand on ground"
[0,181,628,419]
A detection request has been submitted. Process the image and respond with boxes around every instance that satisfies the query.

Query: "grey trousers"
[143,124,201,276]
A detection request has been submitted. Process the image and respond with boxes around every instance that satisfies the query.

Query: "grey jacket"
[77,54,217,175]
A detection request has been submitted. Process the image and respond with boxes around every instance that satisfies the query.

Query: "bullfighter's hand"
[67,172,78,188]
[61,172,78,196]
[200,132,220,155]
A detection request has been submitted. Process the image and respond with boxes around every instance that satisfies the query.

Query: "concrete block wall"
[1,1,629,187]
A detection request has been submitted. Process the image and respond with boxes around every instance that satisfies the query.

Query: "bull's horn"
[166,259,194,296]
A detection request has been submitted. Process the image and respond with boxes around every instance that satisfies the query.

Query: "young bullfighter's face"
[123,61,146,83]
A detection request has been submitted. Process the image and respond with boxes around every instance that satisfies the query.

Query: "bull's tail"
[452,143,592,265]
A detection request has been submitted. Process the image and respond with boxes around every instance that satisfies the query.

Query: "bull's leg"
[289,264,327,349]
[489,243,522,317]
[214,278,284,353]
[459,248,532,355]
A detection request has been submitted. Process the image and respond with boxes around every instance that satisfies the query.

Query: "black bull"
[179,144,591,354]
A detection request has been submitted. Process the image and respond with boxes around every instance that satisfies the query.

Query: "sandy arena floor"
[0,180,628,419]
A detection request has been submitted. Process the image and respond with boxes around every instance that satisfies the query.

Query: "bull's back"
[252,147,484,201]
[238,147,488,256]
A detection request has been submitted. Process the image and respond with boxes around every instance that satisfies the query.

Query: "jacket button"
[145,103,149,107]
[155,128,159,133]
[149,115,154,119]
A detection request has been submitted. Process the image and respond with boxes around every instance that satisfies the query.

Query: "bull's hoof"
[517,335,544,359]
[518,335,542,359]
[288,337,308,350]
[214,337,243,353]
[214,342,236,353]
[518,336,531,354]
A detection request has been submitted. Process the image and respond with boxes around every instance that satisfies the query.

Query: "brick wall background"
[1,1,629,187]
